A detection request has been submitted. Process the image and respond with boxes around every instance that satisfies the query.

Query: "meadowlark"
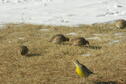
[70,37,89,46]
[49,34,69,44]
[20,45,29,56]
[73,60,93,78]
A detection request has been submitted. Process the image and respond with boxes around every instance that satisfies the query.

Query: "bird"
[49,34,69,44]
[115,19,126,29]
[73,60,93,78]
[20,45,29,56]
[70,37,89,46]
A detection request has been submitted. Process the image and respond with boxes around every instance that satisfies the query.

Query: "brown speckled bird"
[115,19,126,29]
[49,34,69,44]
[20,45,29,56]
[70,37,89,46]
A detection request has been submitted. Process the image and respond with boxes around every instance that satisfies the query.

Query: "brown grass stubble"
[0,23,125,84]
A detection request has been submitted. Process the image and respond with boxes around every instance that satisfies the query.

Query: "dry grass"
[0,23,126,84]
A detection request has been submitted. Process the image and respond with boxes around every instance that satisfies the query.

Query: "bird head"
[73,60,80,67]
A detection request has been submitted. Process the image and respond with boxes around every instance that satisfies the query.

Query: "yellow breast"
[76,66,85,77]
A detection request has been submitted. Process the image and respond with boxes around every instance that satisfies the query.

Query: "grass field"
[0,23,126,84]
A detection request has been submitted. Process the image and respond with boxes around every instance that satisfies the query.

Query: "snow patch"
[86,37,101,41]
[40,28,49,31]
[66,32,78,36]
[114,32,125,36]
[108,40,121,45]
[93,33,108,36]
[18,37,25,40]
[0,0,126,25]
[81,53,91,57]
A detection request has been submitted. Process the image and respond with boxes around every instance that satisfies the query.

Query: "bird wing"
[81,64,93,75]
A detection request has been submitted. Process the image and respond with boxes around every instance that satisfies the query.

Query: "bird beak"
[73,61,77,67]
[73,61,75,64]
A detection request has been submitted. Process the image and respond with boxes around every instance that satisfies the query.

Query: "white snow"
[86,37,101,41]
[40,28,49,31]
[18,37,25,40]
[93,33,108,36]
[81,53,91,57]
[66,32,78,36]
[108,40,121,45]
[114,32,125,36]
[0,0,126,26]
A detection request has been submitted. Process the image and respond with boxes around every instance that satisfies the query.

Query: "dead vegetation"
[0,23,126,84]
